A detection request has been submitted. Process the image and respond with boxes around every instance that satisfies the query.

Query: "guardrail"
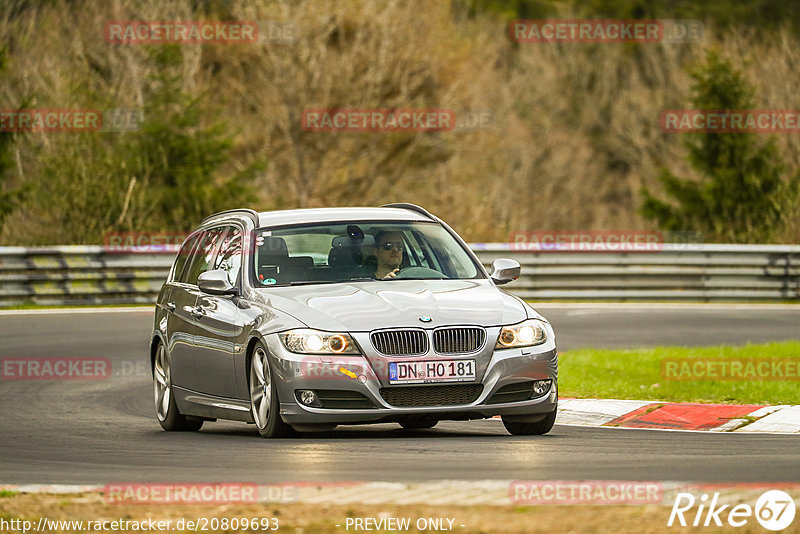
[1,244,799,306]
[0,246,174,306]
[472,243,800,302]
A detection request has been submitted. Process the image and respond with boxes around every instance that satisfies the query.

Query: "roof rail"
[200,208,260,226]
[380,203,435,220]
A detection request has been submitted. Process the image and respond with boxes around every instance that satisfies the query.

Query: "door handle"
[165,302,176,312]
[190,306,204,318]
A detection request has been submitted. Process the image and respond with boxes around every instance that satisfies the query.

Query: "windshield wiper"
[285,280,340,286]
[385,277,446,281]
[284,277,376,286]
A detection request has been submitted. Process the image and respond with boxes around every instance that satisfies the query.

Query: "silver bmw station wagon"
[150,203,558,437]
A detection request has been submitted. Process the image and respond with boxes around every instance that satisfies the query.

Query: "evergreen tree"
[122,46,260,232]
[641,49,798,243]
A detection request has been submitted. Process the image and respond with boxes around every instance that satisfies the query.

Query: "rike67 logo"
[668,490,795,531]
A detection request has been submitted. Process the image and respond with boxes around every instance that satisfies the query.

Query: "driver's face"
[376,232,404,266]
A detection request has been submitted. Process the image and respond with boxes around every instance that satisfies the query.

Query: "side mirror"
[198,270,237,295]
[490,258,521,285]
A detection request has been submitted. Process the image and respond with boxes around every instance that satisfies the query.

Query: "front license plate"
[388,360,476,384]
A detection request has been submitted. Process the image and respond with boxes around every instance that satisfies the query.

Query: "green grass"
[0,490,19,498]
[558,341,800,405]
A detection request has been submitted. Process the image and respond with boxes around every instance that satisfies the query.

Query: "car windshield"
[251,221,483,287]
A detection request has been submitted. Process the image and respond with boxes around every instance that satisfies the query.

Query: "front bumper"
[264,330,558,425]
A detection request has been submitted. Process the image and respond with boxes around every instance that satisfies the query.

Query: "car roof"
[255,207,432,227]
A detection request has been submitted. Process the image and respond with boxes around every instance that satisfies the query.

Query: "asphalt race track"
[1,305,799,484]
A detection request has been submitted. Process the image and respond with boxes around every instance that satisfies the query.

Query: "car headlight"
[495,319,547,349]
[279,329,360,355]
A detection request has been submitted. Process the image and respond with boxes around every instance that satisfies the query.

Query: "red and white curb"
[555,398,800,433]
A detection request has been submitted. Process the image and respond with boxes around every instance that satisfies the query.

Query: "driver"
[373,230,404,279]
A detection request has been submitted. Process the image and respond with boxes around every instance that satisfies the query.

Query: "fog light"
[298,389,317,406]
[532,379,551,396]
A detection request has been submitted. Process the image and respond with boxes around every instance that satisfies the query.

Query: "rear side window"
[214,225,243,287]
[171,232,201,282]
[181,227,227,285]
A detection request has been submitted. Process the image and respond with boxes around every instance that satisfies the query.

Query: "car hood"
[250,279,528,332]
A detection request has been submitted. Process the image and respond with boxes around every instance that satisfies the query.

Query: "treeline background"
[0,0,798,245]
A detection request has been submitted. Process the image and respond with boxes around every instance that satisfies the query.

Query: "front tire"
[153,343,202,432]
[502,408,556,436]
[249,343,294,438]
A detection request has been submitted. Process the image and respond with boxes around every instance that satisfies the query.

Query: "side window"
[171,232,201,282]
[214,226,243,286]
[181,227,227,285]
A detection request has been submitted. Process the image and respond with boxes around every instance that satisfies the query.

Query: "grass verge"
[558,341,800,405]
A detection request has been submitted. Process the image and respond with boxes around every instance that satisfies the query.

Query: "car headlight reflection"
[280,329,360,355]
[496,320,547,349]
